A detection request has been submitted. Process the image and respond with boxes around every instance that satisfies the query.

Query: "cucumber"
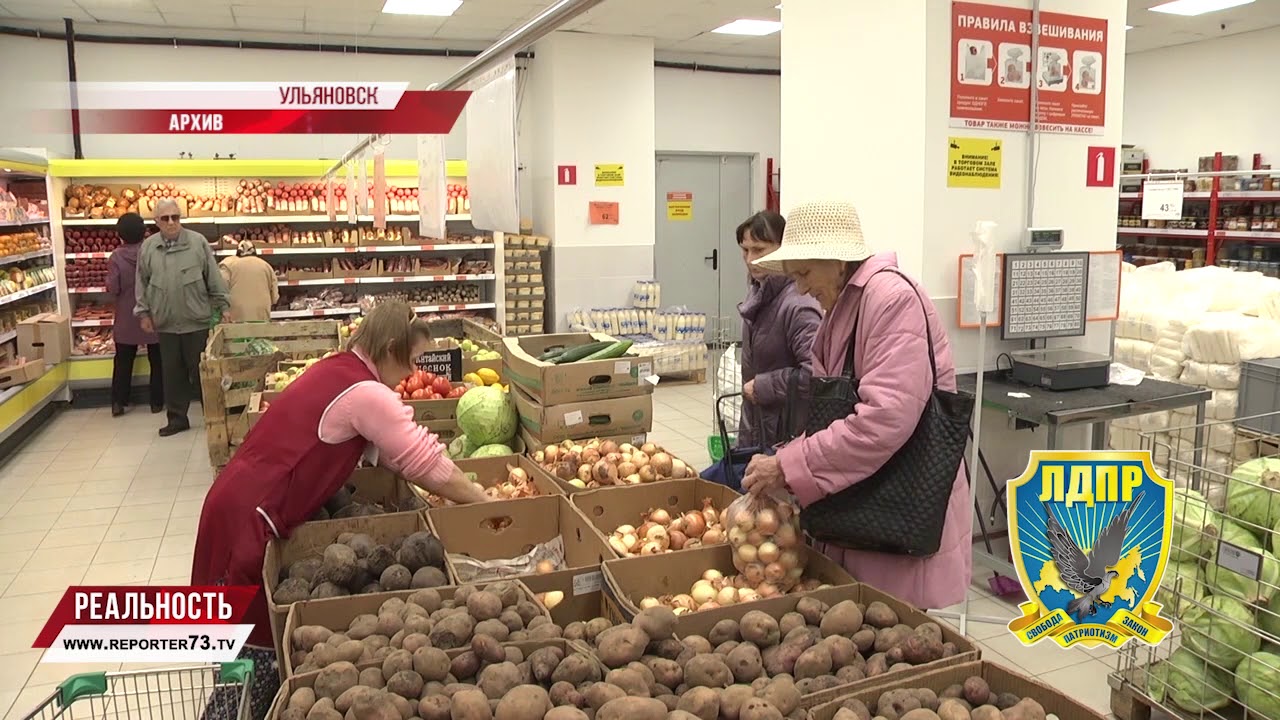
[580,340,633,362]
[552,341,614,364]
[537,347,568,362]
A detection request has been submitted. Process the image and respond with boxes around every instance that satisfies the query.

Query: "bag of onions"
[722,488,807,593]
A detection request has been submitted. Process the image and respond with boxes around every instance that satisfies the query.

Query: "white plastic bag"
[716,344,743,432]
[723,488,806,594]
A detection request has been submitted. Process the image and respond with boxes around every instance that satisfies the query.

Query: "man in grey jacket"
[136,198,231,436]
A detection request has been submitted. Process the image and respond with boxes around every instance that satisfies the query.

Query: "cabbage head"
[1227,457,1280,530]
[456,386,517,446]
[1205,545,1280,604]
[1156,562,1205,619]
[469,443,515,459]
[1172,489,1219,563]
[1148,647,1235,712]
[1222,516,1264,548]
[1183,594,1261,670]
[447,434,477,460]
[1260,595,1280,642]
[1236,651,1280,720]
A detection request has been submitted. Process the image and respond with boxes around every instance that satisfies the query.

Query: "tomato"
[411,388,426,400]
[394,383,404,395]
[431,377,452,396]
[447,386,466,399]
[422,372,437,387]
[406,378,422,394]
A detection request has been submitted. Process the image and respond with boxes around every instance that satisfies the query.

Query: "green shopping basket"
[21,661,255,720]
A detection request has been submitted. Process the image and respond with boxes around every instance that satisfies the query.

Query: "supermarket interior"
[4,0,1280,719]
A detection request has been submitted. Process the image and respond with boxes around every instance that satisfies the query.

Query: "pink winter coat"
[776,252,971,610]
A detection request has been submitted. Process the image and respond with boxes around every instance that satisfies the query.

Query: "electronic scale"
[1009,348,1111,391]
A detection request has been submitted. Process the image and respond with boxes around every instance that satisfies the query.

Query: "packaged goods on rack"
[0,228,50,256]
[71,303,112,324]
[281,288,354,312]
[64,227,120,254]
[631,279,661,308]
[632,338,707,376]
[73,328,114,356]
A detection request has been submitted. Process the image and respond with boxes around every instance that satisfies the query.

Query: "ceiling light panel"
[382,0,463,16]
[1148,0,1255,17]
[712,18,782,36]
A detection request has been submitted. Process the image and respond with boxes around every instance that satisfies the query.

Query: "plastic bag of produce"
[722,487,806,593]
[715,344,742,431]
[1149,647,1236,712]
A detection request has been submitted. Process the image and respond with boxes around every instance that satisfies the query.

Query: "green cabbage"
[1148,647,1235,712]
[1227,457,1280,530]
[1222,517,1263,548]
[469,443,515,458]
[1183,594,1261,671]
[1260,596,1280,642]
[1172,489,1219,563]
[1236,652,1280,720]
[1206,545,1280,604]
[447,434,477,460]
[456,386,517,447]
[1156,562,1205,619]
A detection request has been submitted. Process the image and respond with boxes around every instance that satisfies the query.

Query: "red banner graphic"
[71,90,470,135]
[32,586,260,648]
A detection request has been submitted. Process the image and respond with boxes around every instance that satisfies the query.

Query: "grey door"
[654,154,754,344]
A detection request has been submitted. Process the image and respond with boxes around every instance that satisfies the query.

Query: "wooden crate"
[200,320,342,466]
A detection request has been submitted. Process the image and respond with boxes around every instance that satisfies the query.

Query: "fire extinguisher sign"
[1086,146,1116,188]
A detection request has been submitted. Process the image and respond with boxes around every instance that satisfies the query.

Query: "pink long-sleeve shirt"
[317,349,456,491]
[777,252,971,611]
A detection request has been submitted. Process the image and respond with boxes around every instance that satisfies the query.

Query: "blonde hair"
[349,302,431,366]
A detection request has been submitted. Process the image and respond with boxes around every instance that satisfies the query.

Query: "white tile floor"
[0,384,1130,719]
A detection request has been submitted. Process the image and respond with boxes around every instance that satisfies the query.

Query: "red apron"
[192,351,378,648]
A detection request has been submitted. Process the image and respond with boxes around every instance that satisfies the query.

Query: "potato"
[726,643,763,683]
[739,611,781,647]
[335,686,379,714]
[669,712,702,720]
[757,678,801,716]
[643,657,682,691]
[963,677,991,707]
[583,617,613,643]
[493,685,551,720]
[274,578,312,604]
[477,661,523,700]
[739,699,783,720]
[528,646,566,683]
[682,635,712,655]
[382,649,414,681]
[450,689,492,720]
[650,638,683,661]
[633,606,677,641]
[783,626,817,648]
[972,707,1002,720]
[552,653,601,685]
[357,693,406,720]
[549,681,585,708]
[821,635,859,669]
[289,688,318,714]
[863,602,899,629]
[909,691,938,713]
[598,668,645,698]
[546,708,589,720]
[419,695,452,720]
[281,708,306,720]
[451,652,480,682]
[762,643,802,676]
[795,597,828,626]
[941,642,958,658]
[851,628,876,654]
[835,699,871,720]
[347,614,378,641]
[307,698,342,720]
[584,683,626,710]
[676,687,720,720]
[466,591,504,621]
[793,644,832,680]
[431,613,476,649]
[900,635,943,665]
[408,588,444,613]
[936,699,970,720]
[820,601,864,638]
[720,685,756,720]
[378,613,407,639]
[777,612,806,638]
[596,625,650,669]
[876,690,921,720]
[899,710,941,720]
[1002,699,1045,720]
[716,641,740,656]
[684,653,732,689]
[939,685,963,700]
[313,661,359,701]
[504,646,524,664]
[293,626,333,653]
[412,566,448,589]
[596,696,667,720]
[527,623,564,641]
[290,558,323,582]
[833,710,862,720]
[994,694,1021,711]
[359,667,385,689]
[709,619,740,646]
[514,600,543,626]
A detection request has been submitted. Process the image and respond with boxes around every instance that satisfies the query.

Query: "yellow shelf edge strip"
[50,159,468,179]
[0,363,68,433]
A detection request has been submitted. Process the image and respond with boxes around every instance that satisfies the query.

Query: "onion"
[702,569,724,583]
[507,466,529,482]
[717,586,739,605]
[640,540,664,555]
[554,462,576,481]
[702,527,725,545]
[533,451,545,464]
[640,596,662,610]
[746,531,766,547]
[637,521,656,539]
[757,583,780,598]
[702,498,718,525]
[631,451,650,468]
[743,563,765,585]
[682,511,707,538]
[778,549,801,570]
[622,533,639,552]
[756,508,779,534]
[581,448,601,465]
[544,445,560,463]
[670,594,696,611]
[605,452,623,464]
[788,566,804,581]
[619,443,636,454]
[536,559,556,574]
[641,442,659,455]
[734,511,754,531]
[618,524,637,536]
[638,465,658,483]
[649,452,674,478]
[671,459,689,479]
[649,508,672,526]
[764,562,786,583]
[600,440,620,455]
[728,527,747,545]
[577,464,592,483]
[592,460,619,485]
[625,474,641,485]
[668,516,685,533]
[685,539,703,550]
[774,523,799,548]
[691,580,716,605]
[668,530,687,550]
[737,544,758,564]
[673,607,690,616]
[737,588,759,604]
[618,462,638,477]
[757,542,780,564]
[540,591,564,609]
[697,601,721,611]
[646,524,669,548]
[609,536,631,556]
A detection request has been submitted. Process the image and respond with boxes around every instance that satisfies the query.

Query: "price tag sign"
[1141,180,1184,221]
[414,346,463,380]
[1217,541,1263,580]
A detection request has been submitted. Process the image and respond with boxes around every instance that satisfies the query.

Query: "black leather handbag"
[795,268,974,557]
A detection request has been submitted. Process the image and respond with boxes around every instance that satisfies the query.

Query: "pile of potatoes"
[828,676,1054,720]
[273,530,448,604]
[308,483,424,522]
[289,583,550,674]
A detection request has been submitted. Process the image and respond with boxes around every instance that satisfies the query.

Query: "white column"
[528,32,656,331]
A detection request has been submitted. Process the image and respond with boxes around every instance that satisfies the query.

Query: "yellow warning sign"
[666,191,693,221]
[594,164,625,187]
[947,137,1002,189]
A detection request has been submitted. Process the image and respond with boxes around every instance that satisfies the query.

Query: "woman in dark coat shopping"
[107,213,163,417]
[736,211,821,447]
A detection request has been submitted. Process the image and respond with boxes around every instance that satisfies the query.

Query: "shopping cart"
[21,661,256,720]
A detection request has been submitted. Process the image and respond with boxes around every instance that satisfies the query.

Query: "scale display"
[1000,252,1089,341]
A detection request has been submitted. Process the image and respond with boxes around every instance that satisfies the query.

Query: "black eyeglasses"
[157,215,180,222]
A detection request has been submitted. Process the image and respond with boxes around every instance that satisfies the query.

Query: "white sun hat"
[752,201,872,273]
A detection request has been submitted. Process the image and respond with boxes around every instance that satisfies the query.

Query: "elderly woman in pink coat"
[742,201,971,611]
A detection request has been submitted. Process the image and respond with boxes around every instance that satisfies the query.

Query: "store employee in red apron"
[193,301,488,720]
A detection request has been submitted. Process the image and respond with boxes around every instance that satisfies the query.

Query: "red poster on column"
[372,152,387,230]
[950,1,1108,135]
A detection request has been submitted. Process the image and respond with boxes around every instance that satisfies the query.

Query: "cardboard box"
[807,661,1102,720]
[426,495,613,584]
[0,359,44,389]
[600,544,856,621]
[513,384,653,445]
[420,418,461,443]
[410,455,559,507]
[308,466,425,522]
[279,581,545,676]
[331,257,380,278]
[519,567,610,628]
[17,313,70,364]
[519,427,645,458]
[261,513,434,675]
[572,479,740,557]
[502,332,653,404]
[674,584,980,707]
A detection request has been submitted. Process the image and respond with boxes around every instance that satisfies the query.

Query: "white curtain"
[464,59,520,234]
[417,134,447,241]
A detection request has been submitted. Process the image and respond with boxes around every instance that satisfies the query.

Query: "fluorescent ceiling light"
[381,0,462,16]
[712,18,782,36]
[1148,0,1254,17]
